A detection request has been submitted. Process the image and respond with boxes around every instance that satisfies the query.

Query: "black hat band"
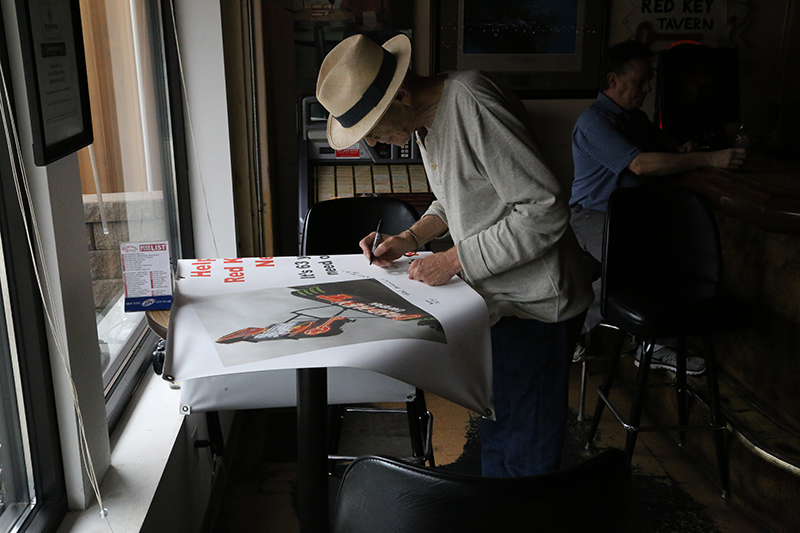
[334,48,397,129]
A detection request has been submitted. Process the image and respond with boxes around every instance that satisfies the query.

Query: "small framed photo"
[14,0,93,166]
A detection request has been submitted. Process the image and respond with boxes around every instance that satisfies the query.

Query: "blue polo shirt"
[570,93,647,212]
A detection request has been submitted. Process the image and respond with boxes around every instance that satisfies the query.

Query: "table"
[163,254,493,531]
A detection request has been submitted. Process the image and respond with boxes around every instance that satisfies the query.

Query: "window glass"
[78,0,180,403]
[0,258,34,533]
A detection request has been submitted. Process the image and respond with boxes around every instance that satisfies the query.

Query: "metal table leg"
[297,367,328,533]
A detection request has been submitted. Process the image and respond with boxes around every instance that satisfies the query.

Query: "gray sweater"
[420,71,592,324]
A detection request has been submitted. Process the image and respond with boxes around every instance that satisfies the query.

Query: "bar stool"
[576,322,637,422]
[585,185,752,497]
[574,251,638,422]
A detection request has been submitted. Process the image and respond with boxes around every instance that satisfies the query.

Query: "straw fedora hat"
[316,33,411,150]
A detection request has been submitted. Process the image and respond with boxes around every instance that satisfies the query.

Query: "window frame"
[0,11,67,530]
[0,0,194,526]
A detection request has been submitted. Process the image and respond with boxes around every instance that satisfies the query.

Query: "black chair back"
[301,196,421,255]
[601,185,723,320]
[332,450,632,533]
[299,196,435,467]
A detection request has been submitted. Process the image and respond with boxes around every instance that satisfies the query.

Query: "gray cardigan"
[420,71,592,324]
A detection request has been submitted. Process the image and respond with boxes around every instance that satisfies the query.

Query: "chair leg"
[406,389,435,466]
[586,327,627,446]
[675,337,688,446]
[406,399,425,459]
[703,337,730,498]
[577,328,595,422]
[578,358,589,422]
[418,391,435,467]
[327,405,345,473]
[624,341,654,460]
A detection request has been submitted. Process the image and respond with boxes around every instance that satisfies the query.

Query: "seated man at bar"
[570,40,746,374]
[316,33,592,476]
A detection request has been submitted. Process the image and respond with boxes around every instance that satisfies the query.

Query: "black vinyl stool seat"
[332,450,632,533]
[586,185,751,498]
[301,196,434,466]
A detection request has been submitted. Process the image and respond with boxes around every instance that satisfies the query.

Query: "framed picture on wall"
[434,0,608,98]
[14,0,93,166]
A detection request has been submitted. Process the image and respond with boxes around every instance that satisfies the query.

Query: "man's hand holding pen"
[360,229,415,268]
[360,214,462,286]
[360,230,462,286]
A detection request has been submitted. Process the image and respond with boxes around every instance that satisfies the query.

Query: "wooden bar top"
[672,153,800,235]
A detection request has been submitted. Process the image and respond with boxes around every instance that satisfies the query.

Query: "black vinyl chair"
[332,450,632,533]
[586,185,752,497]
[301,196,434,466]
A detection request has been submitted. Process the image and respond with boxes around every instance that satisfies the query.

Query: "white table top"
[164,254,493,416]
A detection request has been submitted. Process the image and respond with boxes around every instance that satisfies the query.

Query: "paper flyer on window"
[121,241,172,312]
[164,254,493,417]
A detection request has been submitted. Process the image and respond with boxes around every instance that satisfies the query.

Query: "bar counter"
[654,154,800,527]
[673,153,800,234]
[668,152,800,432]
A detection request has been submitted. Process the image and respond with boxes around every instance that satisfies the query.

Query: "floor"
[210,360,769,532]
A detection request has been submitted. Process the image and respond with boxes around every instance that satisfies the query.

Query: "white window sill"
[57,371,183,532]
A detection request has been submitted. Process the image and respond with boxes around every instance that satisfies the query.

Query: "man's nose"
[364,137,377,147]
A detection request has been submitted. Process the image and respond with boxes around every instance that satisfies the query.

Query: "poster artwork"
[187,276,448,367]
[165,255,493,414]
[215,279,445,345]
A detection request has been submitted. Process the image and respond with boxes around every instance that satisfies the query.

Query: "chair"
[301,196,434,466]
[332,450,632,533]
[585,185,752,497]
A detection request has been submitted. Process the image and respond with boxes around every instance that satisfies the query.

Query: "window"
[0,270,31,533]
[0,0,189,529]
[0,16,67,529]
[78,0,186,427]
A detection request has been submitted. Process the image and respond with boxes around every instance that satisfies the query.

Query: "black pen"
[369,219,382,265]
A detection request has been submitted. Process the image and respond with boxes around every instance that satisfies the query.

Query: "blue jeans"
[480,314,583,477]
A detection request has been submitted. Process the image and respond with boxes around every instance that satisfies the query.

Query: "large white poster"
[164,254,493,416]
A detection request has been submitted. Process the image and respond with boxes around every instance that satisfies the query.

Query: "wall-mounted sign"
[622,0,731,49]
[14,0,93,165]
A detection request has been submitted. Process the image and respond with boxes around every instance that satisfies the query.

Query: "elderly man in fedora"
[316,33,592,477]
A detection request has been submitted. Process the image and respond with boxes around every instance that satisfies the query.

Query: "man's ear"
[395,87,411,105]
[607,72,618,90]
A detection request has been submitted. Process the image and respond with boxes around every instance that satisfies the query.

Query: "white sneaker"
[634,345,706,376]
[572,342,586,363]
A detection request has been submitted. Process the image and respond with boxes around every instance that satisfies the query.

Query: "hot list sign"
[121,241,173,312]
